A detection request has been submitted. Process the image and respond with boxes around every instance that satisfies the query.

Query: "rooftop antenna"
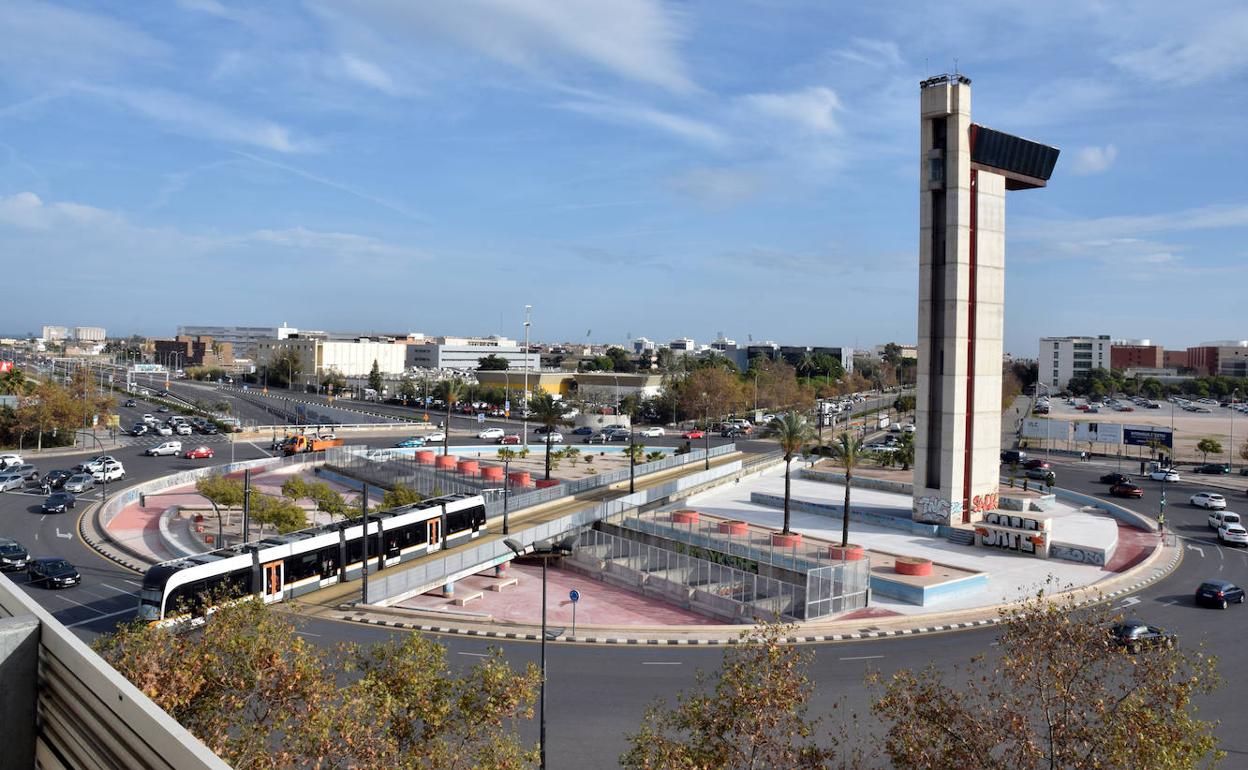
[748,333,754,342]
[954,57,959,76]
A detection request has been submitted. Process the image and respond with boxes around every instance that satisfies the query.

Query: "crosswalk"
[116,433,234,447]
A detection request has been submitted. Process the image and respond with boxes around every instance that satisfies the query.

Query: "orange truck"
[280,435,345,455]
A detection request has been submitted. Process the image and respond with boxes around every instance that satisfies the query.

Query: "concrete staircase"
[946,528,976,547]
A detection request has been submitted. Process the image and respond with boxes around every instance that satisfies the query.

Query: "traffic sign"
[569,589,580,603]
[477,413,486,424]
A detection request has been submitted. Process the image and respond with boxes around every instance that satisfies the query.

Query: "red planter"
[435,455,458,470]
[828,544,865,561]
[535,478,560,489]
[480,466,504,482]
[456,460,479,476]
[508,471,532,487]
[671,509,700,525]
[717,520,749,536]
[770,532,803,548]
[894,557,933,576]
[415,450,435,465]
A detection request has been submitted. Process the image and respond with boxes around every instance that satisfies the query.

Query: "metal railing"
[0,575,230,770]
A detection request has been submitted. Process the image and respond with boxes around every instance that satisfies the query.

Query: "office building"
[1110,340,1163,371]
[153,336,235,368]
[1187,341,1248,377]
[667,337,695,352]
[255,336,409,387]
[40,325,68,342]
[1039,335,1110,390]
[914,74,1058,526]
[632,337,656,354]
[1163,349,1189,370]
[874,343,918,360]
[405,335,539,371]
[73,326,106,342]
[177,324,299,358]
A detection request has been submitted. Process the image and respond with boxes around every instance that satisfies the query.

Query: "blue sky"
[1,1,1246,356]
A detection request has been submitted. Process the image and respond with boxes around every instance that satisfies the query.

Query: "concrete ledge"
[799,468,913,494]
[157,506,200,559]
[451,591,483,607]
[750,492,939,536]
[870,571,989,605]
[1053,487,1156,532]
[488,578,518,591]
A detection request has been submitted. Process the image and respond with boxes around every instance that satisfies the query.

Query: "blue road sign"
[569,589,580,603]
[477,412,486,423]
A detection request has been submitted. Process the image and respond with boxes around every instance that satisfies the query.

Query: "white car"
[902,424,917,433]
[1149,469,1180,483]
[1218,523,1248,546]
[1193,492,1227,511]
[1208,511,1240,529]
[91,464,125,483]
[425,432,446,443]
[145,441,183,457]
[478,427,505,440]
[0,454,24,470]
[175,423,192,435]
[141,414,157,425]
[541,432,564,443]
[638,426,665,437]
[863,443,897,453]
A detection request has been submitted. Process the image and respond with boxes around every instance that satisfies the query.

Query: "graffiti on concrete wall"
[969,493,999,514]
[1049,543,1106,566]
[914,496,951,524]
[977,512,1050,556]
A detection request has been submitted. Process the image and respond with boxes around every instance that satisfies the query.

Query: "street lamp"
[700,391,710,470]
[522,305,532,442]
[502,457,511,534]
[504,535,577,770]
[1231,388,1240,475]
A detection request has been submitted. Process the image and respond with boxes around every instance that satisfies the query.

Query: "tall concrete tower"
[912,74,1058,526]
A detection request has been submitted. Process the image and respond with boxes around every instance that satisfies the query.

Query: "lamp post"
[522,305,532,442]
[502,457,511,534]
[629,428,636,494]
[504,536,576,770]
[701,391,710,470]
[1231,388,1239,475]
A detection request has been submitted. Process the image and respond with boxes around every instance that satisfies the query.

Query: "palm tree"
[435,378,465,456]
[761,412,816,535]
[0,367,30,396]
[528,393,566,480]
[830,432,864,547]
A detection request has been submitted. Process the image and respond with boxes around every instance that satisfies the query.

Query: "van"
[1001,450,1028,465]
[145,441,182,457]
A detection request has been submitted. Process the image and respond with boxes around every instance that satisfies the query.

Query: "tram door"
[262,560,284,603]
[427,519,441,551]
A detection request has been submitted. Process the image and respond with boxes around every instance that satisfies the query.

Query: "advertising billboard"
[1123,426,1173,448]
[1022,418,1068,440]
[0,360,12,373]
[1073,422,1123,445]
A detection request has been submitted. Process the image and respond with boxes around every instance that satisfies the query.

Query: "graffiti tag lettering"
[914,496,950,524]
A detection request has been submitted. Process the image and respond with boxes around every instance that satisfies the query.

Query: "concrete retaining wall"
[869,571,989,605]
[749,492,940,536]
[1052,488,1156,532]
[799,468,913,494]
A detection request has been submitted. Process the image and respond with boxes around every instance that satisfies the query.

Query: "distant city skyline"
[2,1,1246,353]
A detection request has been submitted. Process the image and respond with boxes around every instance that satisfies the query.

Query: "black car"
[0,537,30,571]
[1001,450,1027,465]
[1100,472,1130,486]
[200,423,219,435]
[124,399,138,408]
[26,557,81,589]
[1194,580,1246,609]
[41,469,73,490]
[41,491,76,514]
[1193,463,1231,475]
[1109,620,1176,653]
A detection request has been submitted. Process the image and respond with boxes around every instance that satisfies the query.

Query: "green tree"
[397,377,418,403]
[893,394,917,414]
[644,450,665,462]
[1240,440,1248,464]
[196,474,245,510]
[894,431,915,471]
[871,582,1222,769]
[762,412,816,536]
[528,392,566,480]
[0,367,31,396]
[95,599,541,769]
[622,622,855,769]
[321,368,347,393]
[381,483,423,509]
[368,359,383,393]
[1196,438,1223,463]
[265,347,303,390]
[830,432,864,547]
[435,378,466,455]
[251,493,307,534]
[477,354,510,371]
[605,347,636,372]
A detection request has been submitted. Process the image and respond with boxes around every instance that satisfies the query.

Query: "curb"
[336,539,1184,646]
[79,499,150,574]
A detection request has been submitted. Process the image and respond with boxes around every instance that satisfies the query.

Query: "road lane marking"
[66,607,136,628]
[1187,544,1205,558]
[839,655,885,661]
[247,442,272,457]
[56,596,107,615]
[642,661,681,665]
[457,651,490,658]
[99,582,137,596]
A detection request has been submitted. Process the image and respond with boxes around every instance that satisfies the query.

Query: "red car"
[498,434,522,445]
[1109,482,1144,499]
[1024,459,1051,470]
[183,446,215,460]
[682,429,705,439]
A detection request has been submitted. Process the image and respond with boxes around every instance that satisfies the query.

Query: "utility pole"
[522,305,532,445]
[242,469,252,543]
[361,483,370,604]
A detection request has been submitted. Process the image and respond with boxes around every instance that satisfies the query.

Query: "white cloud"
[740,86,842,134]
[666,167,766,207]
[836,38,904,69]
[337,54,400,95]
[0,192,120,230]
[82,85,319,153]
[310,0,694,92]
[1071,144,1118,175]
[558,98,727,147]
[1112,8,1248,85]
[1017,202,1248,243]
[0,0,167,84]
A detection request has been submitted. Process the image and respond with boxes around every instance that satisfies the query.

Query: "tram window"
[318,546,338,579]
[288,552,320,582]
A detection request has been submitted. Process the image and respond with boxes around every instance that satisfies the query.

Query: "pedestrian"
[1158,511,1166,532]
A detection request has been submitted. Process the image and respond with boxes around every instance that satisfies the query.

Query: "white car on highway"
[425,432,446,443]
[145,441,183,457]
[1149,468,1180,483]
[0,454,23,470]
[541,432,564,443]
[638,427,665,437]
[1218,523,1248,546]
[478,427,505,440]
[1193,492,1227,511]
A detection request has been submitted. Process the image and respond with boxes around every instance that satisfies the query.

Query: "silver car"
[0,473,25,492]
[63,474,95,494]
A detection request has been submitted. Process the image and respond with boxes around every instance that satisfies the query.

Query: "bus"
[137,493,487,623]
